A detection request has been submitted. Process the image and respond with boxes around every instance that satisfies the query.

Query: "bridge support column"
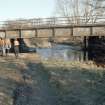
[83,36,89,50]
[71,27,73,36]
[4,31,7,38]
[19,30,22,38]
[83,36,88,61]
[18,30,22,52]
[35,29,38,37]
[52,28,55,37]
[51,28,55,42]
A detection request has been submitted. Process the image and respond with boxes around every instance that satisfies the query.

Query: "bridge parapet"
[0,15,105,30]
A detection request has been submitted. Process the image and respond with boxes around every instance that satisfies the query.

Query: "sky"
[0,0,55,21]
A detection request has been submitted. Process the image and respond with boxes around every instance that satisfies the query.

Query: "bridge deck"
[0,16,105,38]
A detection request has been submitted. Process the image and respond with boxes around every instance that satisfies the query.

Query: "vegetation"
[42,59,105,105]
[0,54,105,105]
[55,0,105,23]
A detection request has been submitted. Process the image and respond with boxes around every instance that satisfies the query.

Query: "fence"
[0,15,105,29]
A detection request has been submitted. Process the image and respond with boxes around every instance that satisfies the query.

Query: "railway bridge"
[0,16,105,50]
[0,16,105,38]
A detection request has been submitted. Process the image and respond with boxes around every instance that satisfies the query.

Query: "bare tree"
[83,0,105,23]
[55,0,80,24]
[55,0,105,24]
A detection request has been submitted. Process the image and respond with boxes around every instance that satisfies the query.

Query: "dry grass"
[42,60,105,105]
[0,53,105,105]
[0,53,40,105]
[42,59,104,71]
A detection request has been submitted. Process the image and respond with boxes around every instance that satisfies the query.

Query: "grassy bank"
[0,53,40,105]
[0,54,105,105]
[42,60,105,105]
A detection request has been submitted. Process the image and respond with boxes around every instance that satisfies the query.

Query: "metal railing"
[0,15,105,29]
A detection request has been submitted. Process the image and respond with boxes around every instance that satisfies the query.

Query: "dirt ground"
[0,53,105,105]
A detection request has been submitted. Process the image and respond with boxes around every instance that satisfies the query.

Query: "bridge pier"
[4,31,7,38]
[19,30,22,38]
[35,29,38,37]
[52,28,55,37]
[83,36,89,50]
[83,36,88,61]
[84,36,86,50]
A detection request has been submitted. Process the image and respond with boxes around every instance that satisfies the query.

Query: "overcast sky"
[0,0,55,21]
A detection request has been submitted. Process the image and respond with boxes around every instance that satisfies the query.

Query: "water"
[36,44,84,61]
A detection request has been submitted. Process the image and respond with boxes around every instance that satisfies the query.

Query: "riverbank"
[0,53,105,105]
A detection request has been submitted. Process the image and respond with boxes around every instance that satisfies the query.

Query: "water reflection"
[36,42,105,67]
[36,44,84,61]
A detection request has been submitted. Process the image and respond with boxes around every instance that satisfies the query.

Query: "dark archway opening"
[87,36,105,66]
